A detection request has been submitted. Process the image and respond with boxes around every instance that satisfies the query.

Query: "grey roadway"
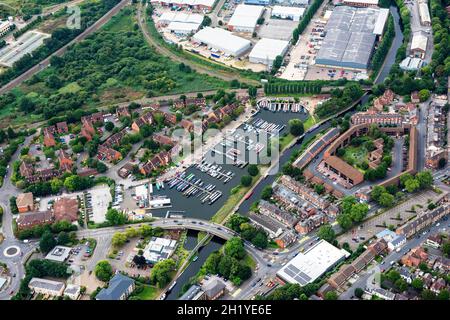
[339,217,450,300]
[0,132,40,300]
[0,0,131,95]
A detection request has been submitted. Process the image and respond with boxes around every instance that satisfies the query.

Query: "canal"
[166,232,224,300]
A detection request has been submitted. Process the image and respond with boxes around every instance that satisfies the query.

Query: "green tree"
[247,164,259,177]
[416,171,433,189]
[317,224,336,243]
[404,178,420,193]
[418,89,431,102]
[57,231,70,246]
[324,291,338,300]
[95,260,113,282]
[39,231,56,254]
[150,259,176,288]
[261,186,273,200]
[105,122,115,132]
[378,192,395,207]
[224,237,246,259]
[354,287,364,298]
[241,175,252,187]
[105,208,127,226]
[411,278,424,291]
[288,119,304,136]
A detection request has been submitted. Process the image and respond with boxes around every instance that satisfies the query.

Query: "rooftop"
[96,273,135,300]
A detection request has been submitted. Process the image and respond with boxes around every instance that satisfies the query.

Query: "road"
[0,0,130,95]
[339,218,449,300]
[137,3,259,86]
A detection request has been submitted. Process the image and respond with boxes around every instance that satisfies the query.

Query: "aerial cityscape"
[0,0,448,304]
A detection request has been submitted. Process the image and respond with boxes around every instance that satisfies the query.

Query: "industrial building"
[277,240,350,286]
[410,32,428,59]
[143,237,177,263]
[158,12,203,35]
[418,2,431,26]
[192,27,252,56]
[245,0,270,4]
[150,0,216,12]
[271,6,305,22]
[315,6,389,70]
[274,0,309,5]
[227,4,265,33]
[400,56,424,71]
[249,38,289,67]
[0,31,50,68]
[342,0,379,7]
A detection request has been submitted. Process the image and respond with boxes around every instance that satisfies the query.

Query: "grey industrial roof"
[315,6,388,70]
[179,285,203,300]
[29,277,65,292]
[96,273,134,300]
[203,279,226,298]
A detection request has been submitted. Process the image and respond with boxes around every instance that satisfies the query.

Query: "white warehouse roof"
[228,4,265,31]
[158,12,204,25]
[419,3,431,23]
[411,32,428,51]
[249,38,289,66]
[277,240,350,286]
[271,6,305,21]
[373,8,389,35]
[192,27,252,56]
[167,21,201,34]
[343,0,379,5]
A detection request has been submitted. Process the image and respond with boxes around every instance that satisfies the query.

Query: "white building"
[411,32,428,58]
[376,229,406,251]
[28,278,65,297]
[158,12,203,25]
[418,2,431,26]
[277,240,350,286]
[143,237,177,263]
[271,6,305,22]
[45,246,72,263]
[249,38,289,67]
[151,0,215,12]
[64,284,81,300]
[342,0,379,7]
[228,4,265,33]
[0,20,12,37]
[192,27,252,56]
[167,21,201,35]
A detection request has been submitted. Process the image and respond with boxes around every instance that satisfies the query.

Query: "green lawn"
[342,145,368,168]
[134,285,159,300]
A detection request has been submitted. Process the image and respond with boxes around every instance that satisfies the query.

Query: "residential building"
[16,211,54,230]
[279,175,330,210]
[64,284,81,300]
[258,200,299,227]
[248,212,284,238]
[53,197,79,222]
[96,273,135,300]
[275,231,297,249]
[98,145,122,163]
[16,192,34,213]
[28,278,65,297]
[425,234,442,249]
[202,278,226,300]
[350,112,403,126]
[58,150,73,172]
[401,247,429,267]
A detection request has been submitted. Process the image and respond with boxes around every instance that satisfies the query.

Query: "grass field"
[134,285,159,300]
[342,145,368,167]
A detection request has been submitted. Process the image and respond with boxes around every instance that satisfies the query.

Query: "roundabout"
[3,246,20,258]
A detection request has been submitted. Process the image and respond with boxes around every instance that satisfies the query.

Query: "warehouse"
[245,0,270,4]
[167,21,201,35]
[157,12,203,25]
[418,2,431,26]
[411,32,428,59]
[151,0,215,12]
[315,6,389,70]
[249,38,289,67]
[271,5,305,22]
[277,240,350,286]
[228,4,265,33]
[342,0,379,7]
[192,27,252,56]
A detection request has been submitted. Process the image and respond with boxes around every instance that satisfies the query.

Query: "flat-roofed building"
[249,38,289,67]
[342,0,379,7]
[0,20,12,37]
[143,237,177,263]
[45,245,72,263]
[227,4,265,33]
[271,6,305,22]
[277,240,350,285]
[192,27,252,56]
[64,284,81,300]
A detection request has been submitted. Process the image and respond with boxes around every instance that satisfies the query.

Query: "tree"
[437,289,450,301]
[354,287,364,298]
[261,186,273,200]
[314,184,325,195]
[317,224,336,243]
[337,214,353,230]
[378,192,395,207]
[151,259,176,288]
[112,232,128,247]
[57,231,70,246]
[241,175,252,187]
[404,178,420,193]
[106,208,127,225]
[386,270,400,283]
[95,260,113,282]
[247,164,259,177]
[416,171,433,189]
[411,278,424,291]
[371,185,386,201]
[288,119,304,136]
[105,122,114,132]
[418,89,430,102]
[324,291,338,300]
[395,278,408,292]
[224,237,246,259]
[39,231,56,254]
[251,231,268,249]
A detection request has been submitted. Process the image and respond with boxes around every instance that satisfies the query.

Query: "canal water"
[166,232,225,300]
